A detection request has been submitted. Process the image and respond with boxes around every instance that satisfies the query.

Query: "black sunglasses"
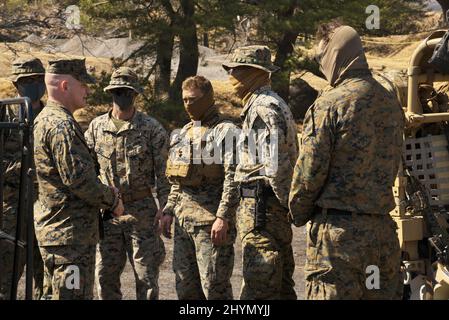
[111,88,136,97]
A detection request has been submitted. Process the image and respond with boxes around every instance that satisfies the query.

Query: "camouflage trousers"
[305,210,403,300]
[95,219,165,300]
[0,203,44,300]
[237,196,297,300]
[173,219,235,300]
[40,244,96,300]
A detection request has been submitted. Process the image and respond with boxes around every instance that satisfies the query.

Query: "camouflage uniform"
[33,59,117,300]
[222,46,299,300]
[289,69,405,299]
[0,58,45,300]
[164,107,239,300]
[84,67,169,300]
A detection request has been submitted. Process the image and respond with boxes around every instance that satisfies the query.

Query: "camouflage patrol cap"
[104,67,142,93]
[10,57,45,82]
[222,45,280,73]
[47,58,96,84]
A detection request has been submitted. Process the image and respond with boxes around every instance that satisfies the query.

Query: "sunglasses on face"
[111,88,136,97]
[226,66,253,76]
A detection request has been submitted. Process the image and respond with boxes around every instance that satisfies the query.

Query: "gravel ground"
[17,226,306,300]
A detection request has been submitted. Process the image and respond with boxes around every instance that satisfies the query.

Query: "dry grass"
[0,43,113,82]
[0,80,16,99]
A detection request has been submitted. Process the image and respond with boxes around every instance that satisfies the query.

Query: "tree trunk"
[271,2,299,103]
[203,32,209,47]
[169,0,199,103]
[272,30,299,103]
[154,28,174,98]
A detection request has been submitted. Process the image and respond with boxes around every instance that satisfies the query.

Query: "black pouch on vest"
[428,30,449,74]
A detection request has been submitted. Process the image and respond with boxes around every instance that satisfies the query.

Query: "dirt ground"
[121,226,306,300]
[17,226,306,300]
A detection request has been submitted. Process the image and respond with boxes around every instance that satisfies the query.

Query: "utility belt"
[99,188,153,236]
[315,207,376,217]
[121,188,153,204]
[239,180,276,230]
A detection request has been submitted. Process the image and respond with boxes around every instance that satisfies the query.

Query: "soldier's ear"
[60,79,69,92]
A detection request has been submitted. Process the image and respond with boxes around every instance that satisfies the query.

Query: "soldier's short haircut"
[316,19,344,45]
[182,75,213,95]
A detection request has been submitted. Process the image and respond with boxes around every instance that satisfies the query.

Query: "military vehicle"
[382,30,449,300]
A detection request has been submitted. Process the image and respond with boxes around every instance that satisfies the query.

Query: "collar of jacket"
[104,108,141,134]
[46,100,75,118]
[45,100,85,136]
[333,68,372,87]
[240,85,272,119]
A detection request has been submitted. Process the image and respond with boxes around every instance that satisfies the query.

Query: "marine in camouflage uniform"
[288,25,405,300]
[33,58,120,300]
[222,46,298,300]
[0,57,46,299]
[162,76,239,300]
[85,67,169,300]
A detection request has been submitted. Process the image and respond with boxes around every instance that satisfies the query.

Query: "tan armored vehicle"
[385,30,449,300]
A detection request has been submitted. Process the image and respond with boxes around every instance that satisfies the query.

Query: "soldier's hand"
[113,197,124,217]
[160,213,173,239]
[154,208,163,236]
[111,187,124,217]
[211,217,228,246]
[292,215,309,227]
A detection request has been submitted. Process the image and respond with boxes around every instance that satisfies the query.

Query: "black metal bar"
[0,106,5,231]
[0,123,23,129]
[10,102,26,300]
[0,230,26,247]
[6,97,34,300]
[23,101,34,301]
[0,105,5,301]
[0,98,33,107]
[25,193,34,300]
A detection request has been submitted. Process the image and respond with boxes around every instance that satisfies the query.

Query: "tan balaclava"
[229,67,270,105]
[184,87,215,121]
[319,25,369,87]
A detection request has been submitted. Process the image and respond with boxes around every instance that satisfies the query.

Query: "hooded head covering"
[318,25,369,87]
[184,88,215,121]
[229,67,270,105]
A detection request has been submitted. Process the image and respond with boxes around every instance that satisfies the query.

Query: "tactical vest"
[166,114,225,187]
